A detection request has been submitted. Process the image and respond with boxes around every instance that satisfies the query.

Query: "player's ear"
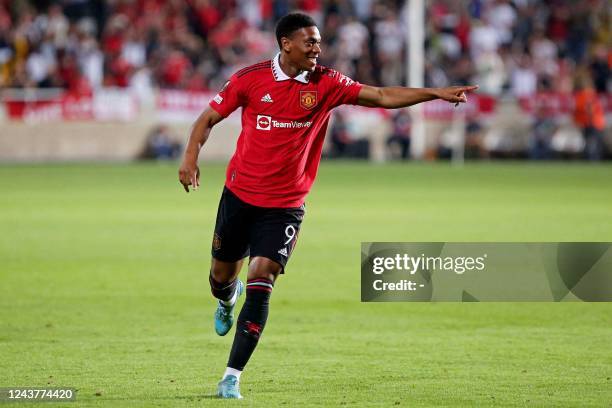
[281,37,291,53]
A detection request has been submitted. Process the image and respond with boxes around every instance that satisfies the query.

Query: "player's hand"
[178,161,200,193]
[435,85,479,106]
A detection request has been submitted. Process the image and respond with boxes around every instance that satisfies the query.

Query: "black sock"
[209,274,237,302]
[227,278,274,371]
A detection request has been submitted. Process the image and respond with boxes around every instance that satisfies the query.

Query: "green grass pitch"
[1,162,611,407]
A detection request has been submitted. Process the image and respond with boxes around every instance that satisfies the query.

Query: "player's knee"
[248,257,282,282]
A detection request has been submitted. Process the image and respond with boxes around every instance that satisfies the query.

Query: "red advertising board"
[3,89,610,123]
[3,90,136,122]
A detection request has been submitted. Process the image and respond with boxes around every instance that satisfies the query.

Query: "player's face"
[288,26,322,72]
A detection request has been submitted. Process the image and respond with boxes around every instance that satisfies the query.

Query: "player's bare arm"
[357,84,479,108]
[178,108,224,193]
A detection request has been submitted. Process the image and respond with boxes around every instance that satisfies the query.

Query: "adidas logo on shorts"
[278,247,288,257]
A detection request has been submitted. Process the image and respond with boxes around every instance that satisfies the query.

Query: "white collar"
[271,53,310,84]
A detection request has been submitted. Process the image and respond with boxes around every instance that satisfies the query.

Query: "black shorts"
[211,187,305,272]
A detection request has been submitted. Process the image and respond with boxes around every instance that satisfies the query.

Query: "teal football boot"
[214,280,244,336]
[217,375,243,399]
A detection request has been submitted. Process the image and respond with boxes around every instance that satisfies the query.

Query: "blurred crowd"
[425,0,609,97]
[0,0,609,159]
[0,0,609,96]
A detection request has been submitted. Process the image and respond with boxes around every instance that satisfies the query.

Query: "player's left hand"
[436,85,479,105]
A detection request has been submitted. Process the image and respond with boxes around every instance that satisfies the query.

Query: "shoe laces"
[217,302,232,316]
[224,376,238,386]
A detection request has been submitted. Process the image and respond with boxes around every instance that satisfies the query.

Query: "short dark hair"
[275,13,317,49]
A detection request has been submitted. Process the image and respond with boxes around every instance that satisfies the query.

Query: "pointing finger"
[461,85,479,92]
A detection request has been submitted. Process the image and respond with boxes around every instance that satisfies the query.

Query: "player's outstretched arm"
[356,84,478,109]
[178,108,224,193]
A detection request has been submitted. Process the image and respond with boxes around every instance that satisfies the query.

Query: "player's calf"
[223,277,274,380]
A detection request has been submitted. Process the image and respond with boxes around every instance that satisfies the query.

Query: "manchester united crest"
[300,91,317,110]
[213,233,221,251]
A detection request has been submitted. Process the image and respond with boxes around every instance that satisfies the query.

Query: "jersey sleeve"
[325,69,362,109]
[209,74,245,117]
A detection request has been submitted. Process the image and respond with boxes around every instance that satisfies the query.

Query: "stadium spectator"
[529,28,558,80]
[386,109,411,160]
[141,124,182,160]
[510,53,537,97]
[193,0,222,36]
[469,17,499,61]
[486,0,516,46]
[589,44,609,94]
[373,7,404,86]
[464,120,485,159]
[573,75,607,160]
[328,111,351,158]
[473,49,506,95]
[336,14,368,77]
[47,4,70,48]
[25,41,55,87]
[529,105,557,160]
[77,30,103,88]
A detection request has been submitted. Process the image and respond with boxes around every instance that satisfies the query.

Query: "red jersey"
[209,54,362,208]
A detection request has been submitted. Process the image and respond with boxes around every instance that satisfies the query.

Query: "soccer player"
[178,13,477,399]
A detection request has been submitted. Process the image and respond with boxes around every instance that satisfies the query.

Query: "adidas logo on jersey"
[278,247,288,257]
[261,94,273,103]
